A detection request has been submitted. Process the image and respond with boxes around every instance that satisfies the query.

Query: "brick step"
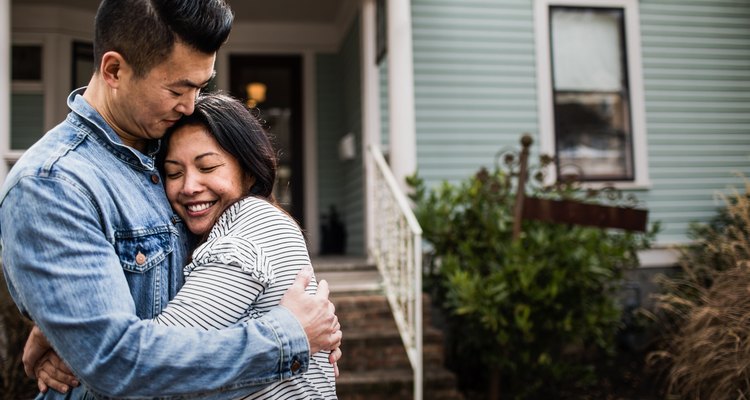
[339,325,445,372]
[337,368,464,400]
[332,293,435,329]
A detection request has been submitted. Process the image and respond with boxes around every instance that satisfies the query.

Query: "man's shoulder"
[0,119,108,203]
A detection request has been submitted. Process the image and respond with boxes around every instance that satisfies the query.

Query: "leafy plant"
[409,157,657,399]
[648,178,750,400]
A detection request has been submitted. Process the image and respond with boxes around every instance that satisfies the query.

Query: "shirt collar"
[67,87,160,169]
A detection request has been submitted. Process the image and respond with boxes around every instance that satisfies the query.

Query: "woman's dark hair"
[94,0,233,78]
[159,92,277,202]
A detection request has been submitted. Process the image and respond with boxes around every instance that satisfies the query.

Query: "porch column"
[386,0,417,193]
[361,0,381,258]
[0,0,9,181]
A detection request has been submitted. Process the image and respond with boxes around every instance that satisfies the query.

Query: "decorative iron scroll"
[497,134,649,234]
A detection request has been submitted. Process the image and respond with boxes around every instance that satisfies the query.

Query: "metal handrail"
[368,144,423,400]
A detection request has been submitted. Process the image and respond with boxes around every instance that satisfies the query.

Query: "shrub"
[1,267,36,397]
[649,178,750,400]
[409,156,657,399]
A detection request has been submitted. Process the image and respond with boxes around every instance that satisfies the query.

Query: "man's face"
[110,41,216,148]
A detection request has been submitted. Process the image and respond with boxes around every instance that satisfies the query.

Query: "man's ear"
[100,51,129,88]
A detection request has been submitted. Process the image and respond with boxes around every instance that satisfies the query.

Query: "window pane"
[72,41,94,90]
[551,8,623,91]
[554,92,632,179]
[550,6,633,181]
[12,45,42,81]
[11,93,45,150]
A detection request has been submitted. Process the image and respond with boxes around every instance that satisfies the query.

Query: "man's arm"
[2,176,337,398]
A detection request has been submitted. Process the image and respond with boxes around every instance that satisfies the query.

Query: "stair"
[313,257,464,400]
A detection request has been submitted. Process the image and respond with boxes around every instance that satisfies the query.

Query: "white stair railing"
[368,145,423,400]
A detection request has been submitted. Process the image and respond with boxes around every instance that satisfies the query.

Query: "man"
[0,0,341,398]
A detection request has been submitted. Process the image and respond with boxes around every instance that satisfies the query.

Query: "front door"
[229,55,304,225]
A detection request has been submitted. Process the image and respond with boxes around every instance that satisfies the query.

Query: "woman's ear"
[100,51,129,88]
[244,174,257,194]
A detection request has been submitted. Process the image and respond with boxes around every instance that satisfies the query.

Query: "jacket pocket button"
[135,251,147,265]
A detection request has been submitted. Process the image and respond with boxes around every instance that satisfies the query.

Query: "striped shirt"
[153,196,337,399]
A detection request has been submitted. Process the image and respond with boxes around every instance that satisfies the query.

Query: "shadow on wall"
[320,205,347,255]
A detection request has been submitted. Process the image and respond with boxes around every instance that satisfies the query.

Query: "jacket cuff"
[264,306,310,377]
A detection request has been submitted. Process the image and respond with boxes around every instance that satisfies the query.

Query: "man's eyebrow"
[172,71,217,89]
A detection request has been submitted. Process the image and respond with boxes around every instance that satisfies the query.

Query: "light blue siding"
[638,0,750,244]
[408,0,750,246]
[411,0,539,185]
[316,16,365,255]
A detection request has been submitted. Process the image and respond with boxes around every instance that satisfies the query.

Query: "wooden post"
[512,134,533,240]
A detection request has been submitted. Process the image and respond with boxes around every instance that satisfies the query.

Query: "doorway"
[229,55,304,225]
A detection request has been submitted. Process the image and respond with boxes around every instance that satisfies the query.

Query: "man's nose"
[175,90,198,116]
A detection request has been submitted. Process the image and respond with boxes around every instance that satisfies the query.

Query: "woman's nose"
[181,171,203,195]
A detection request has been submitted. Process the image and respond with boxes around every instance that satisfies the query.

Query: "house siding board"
[411,0,538,187]
[378,58,389,151]
[637,0,750,244]
[408,0,749,246]
[340,16,365,256]
[315,16,364,256]
[316,54,345,245]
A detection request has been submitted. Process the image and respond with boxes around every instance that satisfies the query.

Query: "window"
[376,0,387,64]
[535,0,649,187]
[72,41,94,91]
[11,44,45,153]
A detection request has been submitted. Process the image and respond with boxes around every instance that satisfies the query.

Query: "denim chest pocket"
[114,227,174,273]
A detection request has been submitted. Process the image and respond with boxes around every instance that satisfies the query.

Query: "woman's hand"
[34,349,79,394]
[329,346,342,377]
[23,325,79,393]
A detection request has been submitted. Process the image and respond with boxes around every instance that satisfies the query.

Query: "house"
[2,0,749,290]
[3,0,748,397]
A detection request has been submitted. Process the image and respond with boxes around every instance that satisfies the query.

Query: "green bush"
[409,161,657,399]
[649,179,750,399]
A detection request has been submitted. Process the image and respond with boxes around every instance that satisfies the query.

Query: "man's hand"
[280,266,343,355]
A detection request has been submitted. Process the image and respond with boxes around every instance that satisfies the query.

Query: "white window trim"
[534,0,650,189]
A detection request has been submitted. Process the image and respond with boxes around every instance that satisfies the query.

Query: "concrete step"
[312,257,382,295]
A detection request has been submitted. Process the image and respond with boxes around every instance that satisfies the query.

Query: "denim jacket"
[0,89,310,399]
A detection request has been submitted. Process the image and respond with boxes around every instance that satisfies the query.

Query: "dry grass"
[649,178,750,400]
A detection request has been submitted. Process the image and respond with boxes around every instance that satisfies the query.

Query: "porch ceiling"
[13,0,347,24]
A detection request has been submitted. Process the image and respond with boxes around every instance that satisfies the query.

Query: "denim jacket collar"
[67,87,160,170]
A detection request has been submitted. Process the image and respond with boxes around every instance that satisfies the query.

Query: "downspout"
[386,0,417,193]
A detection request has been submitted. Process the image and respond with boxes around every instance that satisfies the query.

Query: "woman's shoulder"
[220,196,298,232]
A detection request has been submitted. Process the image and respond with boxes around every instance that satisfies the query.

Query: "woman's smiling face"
[164,123,252,235]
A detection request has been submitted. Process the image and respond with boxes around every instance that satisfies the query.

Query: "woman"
[153,92,337,399]
[36,92,338,399]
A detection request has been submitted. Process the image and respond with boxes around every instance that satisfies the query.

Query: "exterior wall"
[636,0,750,244]
[316,54,345,249]
[316,17,365,255]
[340,17,365,255]
[379,58,390,151]
[409,0,750,246]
